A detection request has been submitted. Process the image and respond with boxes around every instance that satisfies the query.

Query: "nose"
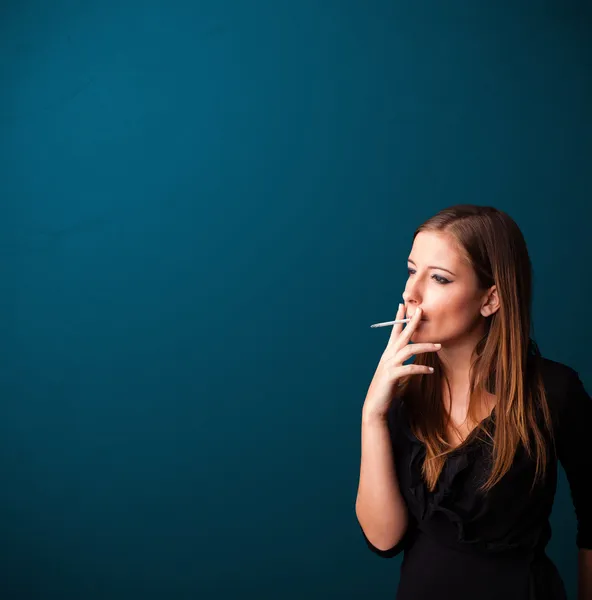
[402,288,421,308]
[402,283,422,317]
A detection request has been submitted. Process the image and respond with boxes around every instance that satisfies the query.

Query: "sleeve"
[556,367,592,549]
[359,516,415,558]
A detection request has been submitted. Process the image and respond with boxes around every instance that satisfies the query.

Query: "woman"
[355,205,591,599]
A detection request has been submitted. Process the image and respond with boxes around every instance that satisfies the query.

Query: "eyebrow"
[407,259,456,277]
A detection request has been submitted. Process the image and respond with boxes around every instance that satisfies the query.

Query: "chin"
[410,323,435,342]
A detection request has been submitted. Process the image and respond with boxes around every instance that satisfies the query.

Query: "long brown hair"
[396,205,553,493]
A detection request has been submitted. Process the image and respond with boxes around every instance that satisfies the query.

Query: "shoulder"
[534,355,578,391]
[531,354,590,429]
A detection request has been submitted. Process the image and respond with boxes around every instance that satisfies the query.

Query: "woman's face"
[402,231,493,345]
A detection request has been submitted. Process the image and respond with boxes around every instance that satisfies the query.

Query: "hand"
[362,305,441,422]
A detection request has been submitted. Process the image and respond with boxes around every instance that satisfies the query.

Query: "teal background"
[1,1,590,598]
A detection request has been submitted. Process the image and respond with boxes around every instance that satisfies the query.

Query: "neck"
[437,345,478,389]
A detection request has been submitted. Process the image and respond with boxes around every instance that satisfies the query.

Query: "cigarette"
[370,318,412,328]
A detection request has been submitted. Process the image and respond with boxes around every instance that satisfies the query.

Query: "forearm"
[578,549,592,600]
[355,413,408,551]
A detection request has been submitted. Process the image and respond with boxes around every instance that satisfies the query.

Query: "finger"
[396,363,434,377]
[392,306,423,351]
[388,303,406,344]
[395,342,441,364]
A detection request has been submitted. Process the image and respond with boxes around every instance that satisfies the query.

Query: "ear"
[481,285,500,318]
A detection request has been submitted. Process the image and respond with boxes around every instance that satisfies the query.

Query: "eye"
[407,268,451,285]
[433,274,451,285]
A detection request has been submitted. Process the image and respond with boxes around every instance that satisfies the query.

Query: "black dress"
[360,356,592,599]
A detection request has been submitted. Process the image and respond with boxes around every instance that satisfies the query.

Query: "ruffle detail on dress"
[398,407,506,549]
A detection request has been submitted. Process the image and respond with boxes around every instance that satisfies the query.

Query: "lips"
[407,310,428,321]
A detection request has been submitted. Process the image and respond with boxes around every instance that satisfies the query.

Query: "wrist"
[362,409,389,426]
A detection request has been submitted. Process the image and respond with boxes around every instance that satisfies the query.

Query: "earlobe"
[483,305,500,318]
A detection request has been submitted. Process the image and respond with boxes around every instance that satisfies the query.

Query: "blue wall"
[1,1,590,598]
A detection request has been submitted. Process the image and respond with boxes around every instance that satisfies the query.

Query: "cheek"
[433,295,472,320]
[409,300,473,341]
